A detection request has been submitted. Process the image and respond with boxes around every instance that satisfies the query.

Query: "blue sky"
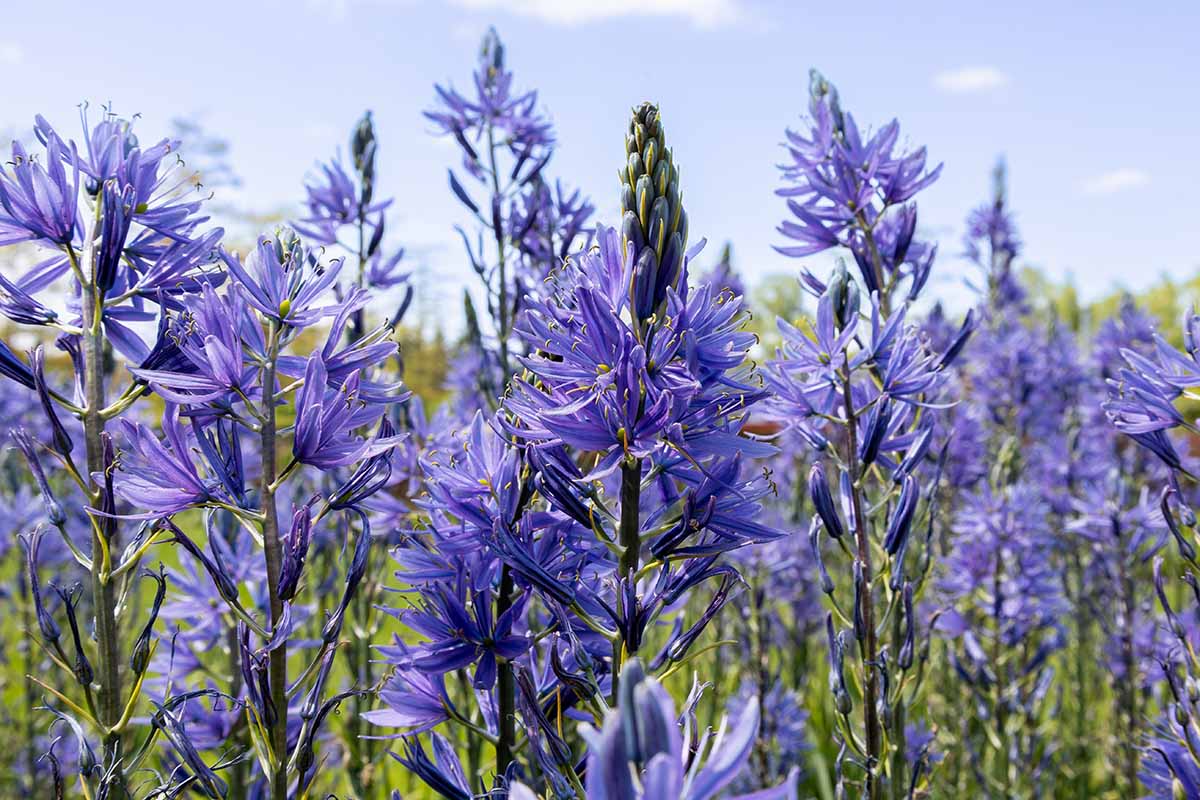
[4,0,1198,324]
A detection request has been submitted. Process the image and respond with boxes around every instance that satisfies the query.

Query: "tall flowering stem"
[120,230,406,797]
[258,321,288,799]
[934,165,1102,795]
[427,28,591,407]
[0,109,220,797]
[296,110,412,796]
[768,71,961,799]
[613,101,687,643]
[371,88,785,799]
[297,110,412,344]
[75,209,127,772]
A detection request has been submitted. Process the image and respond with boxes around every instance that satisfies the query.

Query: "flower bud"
[858,394,892,467]
[894,425,932,483]
[883,475,919,556]
[621,102,686,321]
[808,519,834,594]
[825,261,860,329]
[808,462,845,540]
[899,581,915,670]
[278,503,313,602]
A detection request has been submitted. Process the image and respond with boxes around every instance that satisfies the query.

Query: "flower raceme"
[427,26,592,408]
[505,225,770,476]
[776,70,941,304]
[0,109,236,798]
[368,95,787,800]
[766,69,968,800]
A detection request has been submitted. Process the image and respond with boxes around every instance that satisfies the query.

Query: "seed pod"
[1154,558,1188,642]
[12,429,65,526]
[30,347,73,456]
[162,519,239,604]
[21,529,59,644]
[130,566,168,676]
[852,560,867,641]
[825,614,852,715]
[322,509,373,644]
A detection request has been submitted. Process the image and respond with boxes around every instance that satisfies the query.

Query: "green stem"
[991,550,1010,797]
[227,623,248,800]
[854,209,889,317]
[353,208,367,343]
[78,238,127,793]
[610,457,644,704]
[1116,547,1140,796]
[258,324,289,800]
[348,556,381,797]
[841,371,882,800]
[21,565,38,796]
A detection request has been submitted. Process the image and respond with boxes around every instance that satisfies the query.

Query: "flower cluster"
[427,27,593,401]
[776,69,941,313]
[295,110,413,341]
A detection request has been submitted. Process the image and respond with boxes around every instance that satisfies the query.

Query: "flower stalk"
[77,227,127,793]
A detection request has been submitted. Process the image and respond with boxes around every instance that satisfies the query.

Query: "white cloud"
[1081,168,1150,196]
[448,0,743,28]
[0,43,24,66]
[933,66,1009,94]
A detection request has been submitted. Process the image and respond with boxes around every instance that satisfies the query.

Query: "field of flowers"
[0,25,1197,800]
